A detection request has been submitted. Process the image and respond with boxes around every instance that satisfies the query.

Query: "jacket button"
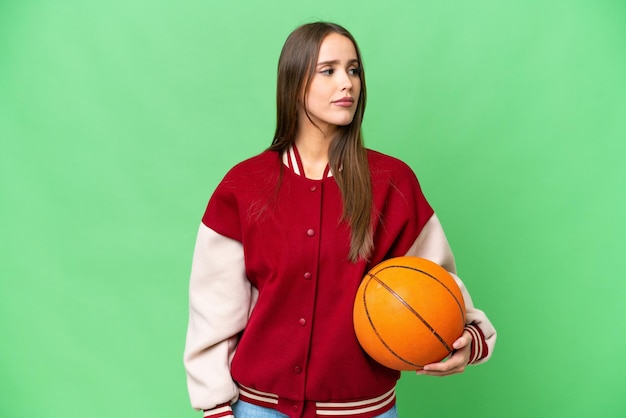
[303,272,312,280]
[310,185,317,192]
[299,318,306,326]
[294,366,302,374]
[306,229,315,236]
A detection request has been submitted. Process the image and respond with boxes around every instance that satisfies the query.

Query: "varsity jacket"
[184,148,497,418]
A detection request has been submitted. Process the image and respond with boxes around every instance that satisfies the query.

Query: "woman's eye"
[319,67,360,76]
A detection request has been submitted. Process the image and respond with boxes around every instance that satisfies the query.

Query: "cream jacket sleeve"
[183,223,257,411]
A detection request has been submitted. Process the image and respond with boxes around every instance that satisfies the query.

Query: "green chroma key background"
[1,1,625,417]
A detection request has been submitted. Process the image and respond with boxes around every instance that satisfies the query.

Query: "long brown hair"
[269,22,373,262]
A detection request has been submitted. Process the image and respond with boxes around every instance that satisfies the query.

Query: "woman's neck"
[294,132,333,180]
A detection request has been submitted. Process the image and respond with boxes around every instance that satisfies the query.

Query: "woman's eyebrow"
[316,58,359,67]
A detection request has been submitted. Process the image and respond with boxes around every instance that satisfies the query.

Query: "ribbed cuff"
[464,323,488,364]
[203,402,233,417]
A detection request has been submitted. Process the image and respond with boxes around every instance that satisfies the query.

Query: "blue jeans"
[232,400,398,417]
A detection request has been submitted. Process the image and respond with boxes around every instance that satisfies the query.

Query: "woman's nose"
[338,70,353,91]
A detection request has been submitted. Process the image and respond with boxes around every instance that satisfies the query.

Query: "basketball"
[353,256,466,371]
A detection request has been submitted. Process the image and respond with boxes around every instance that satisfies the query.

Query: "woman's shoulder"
[366,149,432,214]
[366,148,416,178]
[223,150,281,179]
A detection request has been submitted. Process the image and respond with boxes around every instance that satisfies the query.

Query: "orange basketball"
[353,256,466,370]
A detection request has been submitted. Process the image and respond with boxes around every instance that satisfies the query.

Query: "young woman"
[184,22,496,418]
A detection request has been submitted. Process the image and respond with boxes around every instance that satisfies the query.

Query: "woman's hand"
[415,329,473,377]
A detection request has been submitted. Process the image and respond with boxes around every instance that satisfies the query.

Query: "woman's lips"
[332,97,354,107]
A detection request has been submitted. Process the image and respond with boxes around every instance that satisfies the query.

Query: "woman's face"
[299,33,361,137]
